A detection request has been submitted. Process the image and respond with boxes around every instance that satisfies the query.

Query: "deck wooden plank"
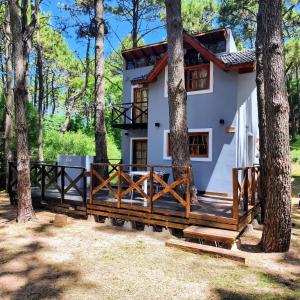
[166,239,246,263]
[183,225,240,244]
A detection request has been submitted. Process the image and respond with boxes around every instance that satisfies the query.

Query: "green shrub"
[291,135,300,164]
[43,130,120,161]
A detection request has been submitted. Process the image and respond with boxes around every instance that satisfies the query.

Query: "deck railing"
[8,161,87,205]
[232,165,260,222]
[111,102,148,128]
[90,163,192,218]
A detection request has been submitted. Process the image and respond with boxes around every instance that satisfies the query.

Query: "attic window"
[185,64,210,92]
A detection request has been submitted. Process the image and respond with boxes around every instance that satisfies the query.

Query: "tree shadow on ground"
[0,236,97,300]
[214,288,298,300]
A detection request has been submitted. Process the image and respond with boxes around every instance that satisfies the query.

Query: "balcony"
[111,101,148,130]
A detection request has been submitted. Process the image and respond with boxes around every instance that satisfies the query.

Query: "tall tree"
[164,0,197,201]
[106,0,163,48]
[9,0,38,222]
[36,7,44,161]
[255,0,267,223]
[3,6,14,188]
[94,0,108,164]
[260,0,291,252]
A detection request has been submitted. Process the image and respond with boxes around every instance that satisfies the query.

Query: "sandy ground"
[0,193,299,300]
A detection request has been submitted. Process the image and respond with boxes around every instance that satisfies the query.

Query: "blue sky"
[41,0,166,58]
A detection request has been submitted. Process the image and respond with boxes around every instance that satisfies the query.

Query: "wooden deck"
[8,162,260,233]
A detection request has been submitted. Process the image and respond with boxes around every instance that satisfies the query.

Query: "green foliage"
[181,0,217,33]
[291,135,300,164]
[218,0,300,49]
[43,130,120,161]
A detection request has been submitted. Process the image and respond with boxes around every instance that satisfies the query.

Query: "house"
[112,28,258,194]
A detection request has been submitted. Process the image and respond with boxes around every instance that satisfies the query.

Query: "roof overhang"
[131,31,255,85]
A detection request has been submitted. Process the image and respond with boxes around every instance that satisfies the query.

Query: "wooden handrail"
[90,163,192,217]
[232,165,260,222]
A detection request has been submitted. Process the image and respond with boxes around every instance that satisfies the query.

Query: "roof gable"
[131,31,255,85]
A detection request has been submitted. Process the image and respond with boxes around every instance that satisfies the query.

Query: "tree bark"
[260,0,291,252]
[287,74,296,138]
[255,0,268,224]
[132,0,139,48]
[94,0,108,164]
[4,7,14,190]
[296,65,300,134]
[165,0,197,201]
[36,8,44,161]
[61,38,90,134]
[9,0,36,222]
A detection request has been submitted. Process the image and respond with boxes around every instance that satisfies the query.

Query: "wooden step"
[166,239,246,264]
[183,225,240,245]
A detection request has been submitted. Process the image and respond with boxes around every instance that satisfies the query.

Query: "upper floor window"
[185,64,210,92]
[164,62,213,97]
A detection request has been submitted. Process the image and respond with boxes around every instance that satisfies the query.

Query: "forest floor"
[0,182,299,299]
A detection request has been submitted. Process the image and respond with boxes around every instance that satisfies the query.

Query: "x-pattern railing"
[111,102,148,125]
[90,163,192,217]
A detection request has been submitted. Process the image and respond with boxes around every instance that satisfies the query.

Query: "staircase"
[166,225,246,263]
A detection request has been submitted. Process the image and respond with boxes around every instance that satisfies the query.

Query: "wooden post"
[83,169,87,205]
[149,166,154,213]
[90,164,93,205]
[41,164,45,202]
[232,168,239,223]
[61,166,65,204]
[117,164,122,208]
[243,168,249,212]
[186,167,191,218]
[251,167,256,206]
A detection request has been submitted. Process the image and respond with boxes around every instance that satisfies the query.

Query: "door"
[132,139,148,168]
[133,88,148,124]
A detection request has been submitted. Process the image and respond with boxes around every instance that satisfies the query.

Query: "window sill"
[163,156,212,162]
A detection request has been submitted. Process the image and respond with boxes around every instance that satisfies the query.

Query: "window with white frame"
[163,129,212,161]
[164,62,213,97]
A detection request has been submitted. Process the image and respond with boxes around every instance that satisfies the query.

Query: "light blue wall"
[147,65,238,193]
[120,63,258,194]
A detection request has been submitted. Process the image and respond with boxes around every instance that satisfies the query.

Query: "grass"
[0,193,299,299]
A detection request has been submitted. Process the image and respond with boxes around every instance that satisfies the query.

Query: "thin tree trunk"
[61,38,90,133]
[260,0,291,252]
[51,72,56,115]
[9,0,35,222]
[287,75,296,138]
[165,0,197,201]
[255,0,268,224]
[296,65,300,134]
[94,0,108,164]
[4,7,14,190]
[36,8,44,161]
[132,0,139,47]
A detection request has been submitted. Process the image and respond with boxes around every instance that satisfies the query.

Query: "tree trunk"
[94,0,108,164]
[287,75,296,138]
[260,0,291,252]
[4,7,14,190]
[36,8,44,162]
[165,0,197,201]
[255,1,268,224]
[61,38,90,133]
[9,0,35,222]
[51,73,56,115]
[296,65,300,133]
[132,0,139,47]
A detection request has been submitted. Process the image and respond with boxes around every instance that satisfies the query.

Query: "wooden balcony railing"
[90,163,192,218]
[111,102,148,129]
[232,165,260,222]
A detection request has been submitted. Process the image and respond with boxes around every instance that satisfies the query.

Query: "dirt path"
[0,193,299,300]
